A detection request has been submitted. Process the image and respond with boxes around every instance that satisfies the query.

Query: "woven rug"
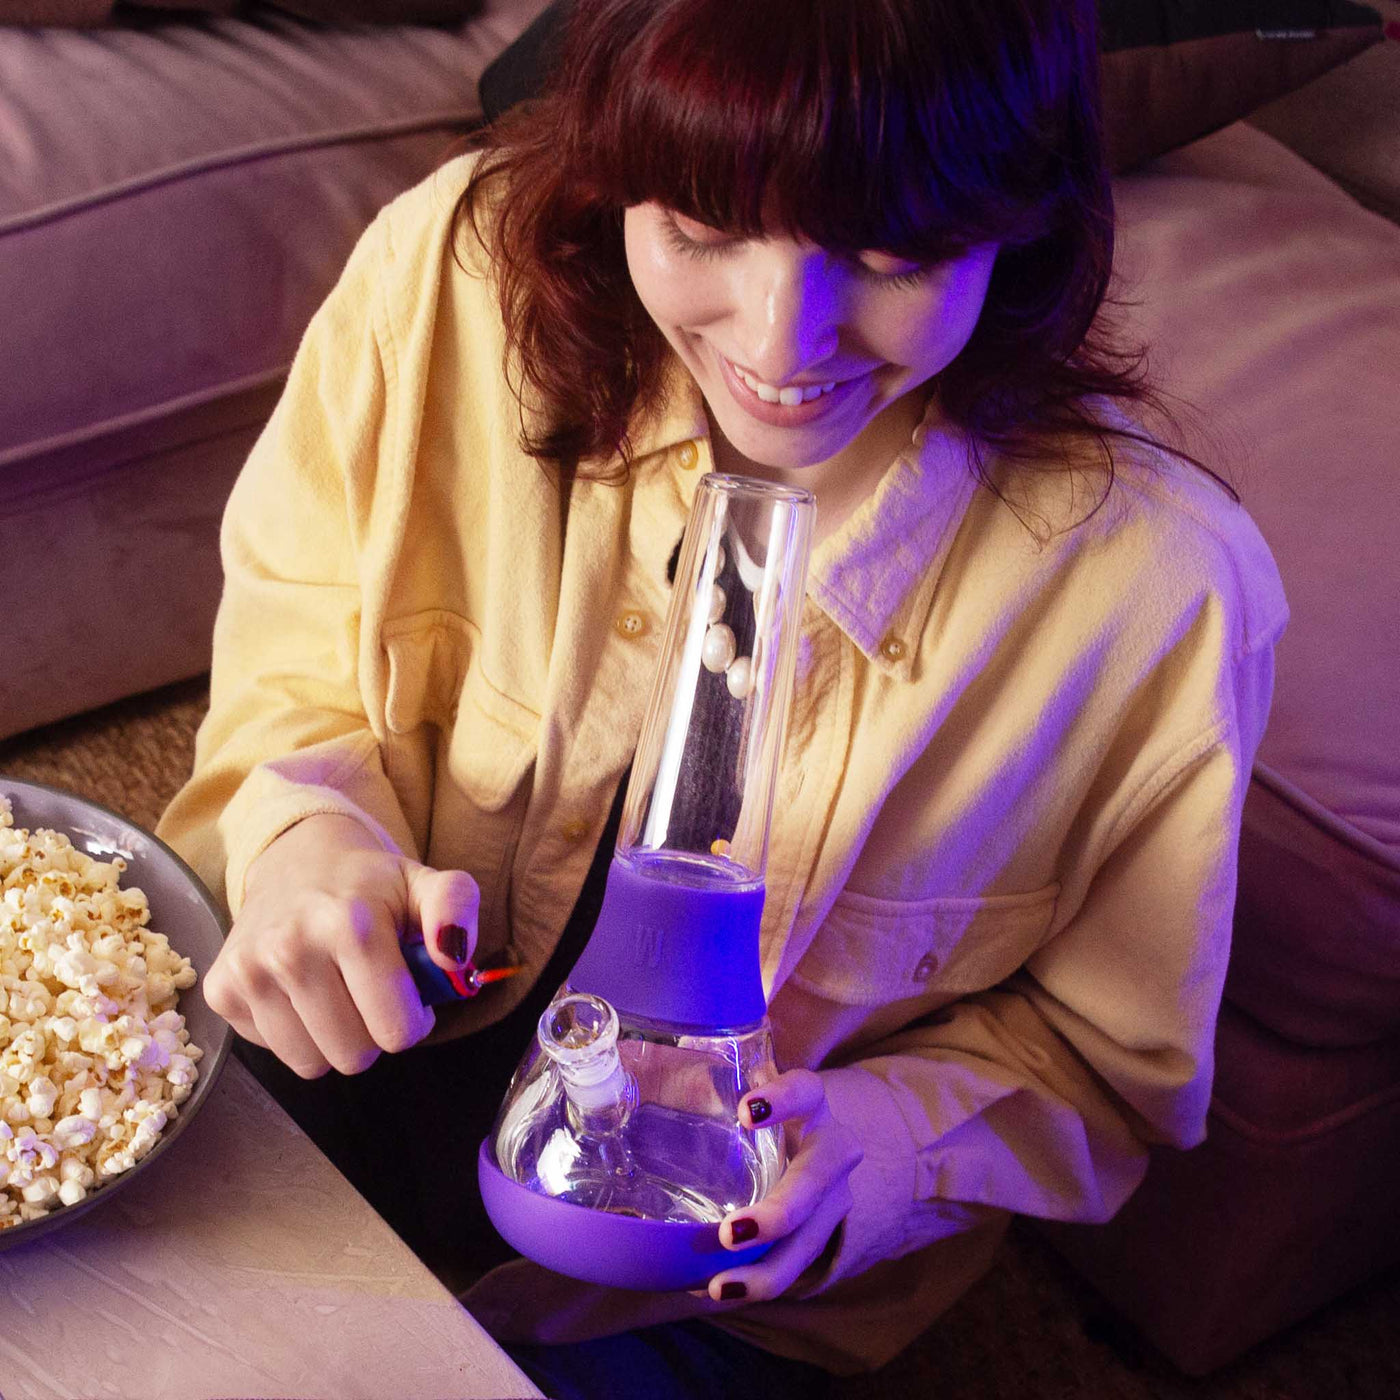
[2,677,1397,1400]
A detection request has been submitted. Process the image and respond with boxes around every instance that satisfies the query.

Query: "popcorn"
[0,793,203,1229]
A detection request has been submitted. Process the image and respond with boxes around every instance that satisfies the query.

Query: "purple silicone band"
[566,855,767,1028]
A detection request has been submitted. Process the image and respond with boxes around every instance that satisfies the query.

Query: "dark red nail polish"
[719,1281,747,1301]
[729,1217,759,1244]
[746,1097,771,1124]
[438,924,469,964]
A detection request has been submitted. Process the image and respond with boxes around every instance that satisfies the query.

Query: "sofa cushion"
[1036,996,1400,1374]
[1111,122,1400,1046]
[1098,0,1385,172]
[1251,28,1400,223]
[0,0,546,739]
[0,0,541,472]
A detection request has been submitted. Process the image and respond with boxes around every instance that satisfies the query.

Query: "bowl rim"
[0,774,233,1249]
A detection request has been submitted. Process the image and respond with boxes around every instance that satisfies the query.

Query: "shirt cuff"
[811,1064,920,1288]
[220,731,412,917]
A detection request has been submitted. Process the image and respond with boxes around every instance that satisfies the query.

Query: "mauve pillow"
[1250,33,1400,224]
[1100,0,1386,172]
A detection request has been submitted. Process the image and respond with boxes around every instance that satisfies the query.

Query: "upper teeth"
[734,365,837,406]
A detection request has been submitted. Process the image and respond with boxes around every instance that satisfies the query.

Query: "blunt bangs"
[561,0,1077,261]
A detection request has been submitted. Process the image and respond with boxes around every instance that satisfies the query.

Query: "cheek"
[889,252,997,371]
[624,220,730,337]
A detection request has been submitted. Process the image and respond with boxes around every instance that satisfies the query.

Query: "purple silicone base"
[478,1139,770,1291]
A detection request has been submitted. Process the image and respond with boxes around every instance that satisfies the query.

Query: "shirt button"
[677,441,699,471]
[913,953,939,983]
[615,610,649,639]
[561,818,591,844]
[880,635,907,663]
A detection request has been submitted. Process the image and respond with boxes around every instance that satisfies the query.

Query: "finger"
[245,982,334,1080]
[702,1185,852,1304]
[325,890,435,1052]
[721,1118,860,1251]
[238,902,390,1070]
[283,962,390,1076]
[739,1067,827,1132]
[203,971,266,1048]
[405,863,481,974]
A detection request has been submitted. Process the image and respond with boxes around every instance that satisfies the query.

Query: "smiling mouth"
[730,363,838,406]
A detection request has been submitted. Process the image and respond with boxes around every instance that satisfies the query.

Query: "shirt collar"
[629,362,979,674]
[625,355,713,465]
[807,406,980,676]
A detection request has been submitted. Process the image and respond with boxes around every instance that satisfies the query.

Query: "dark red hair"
[455,0,1229,514]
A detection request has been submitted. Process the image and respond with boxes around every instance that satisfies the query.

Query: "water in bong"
[494,991,783,1224]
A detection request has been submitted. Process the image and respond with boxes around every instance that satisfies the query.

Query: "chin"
[718,423,840,473]
[709,392,869,468]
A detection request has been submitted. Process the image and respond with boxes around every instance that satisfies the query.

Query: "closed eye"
[662,211,737,261]
[853,252,939,290]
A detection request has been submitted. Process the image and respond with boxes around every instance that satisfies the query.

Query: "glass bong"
[476,473,815,1290]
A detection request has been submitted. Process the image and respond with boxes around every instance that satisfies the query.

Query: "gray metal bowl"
[0,777,232,1248]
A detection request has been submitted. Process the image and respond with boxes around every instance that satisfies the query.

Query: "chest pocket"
[382,612,539,809]
[789,883,1060,1008]
[381,614,540,966]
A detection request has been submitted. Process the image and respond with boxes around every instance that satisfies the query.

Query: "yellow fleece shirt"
[158,155,1288,1372]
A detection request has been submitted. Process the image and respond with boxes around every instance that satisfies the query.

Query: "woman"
[157,0,1287,1394]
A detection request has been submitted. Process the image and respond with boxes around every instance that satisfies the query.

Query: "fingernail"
[746,1097,771,1124]
[729,1217,759,1244]
[437,924,469,965]
[719,1281,747,1301]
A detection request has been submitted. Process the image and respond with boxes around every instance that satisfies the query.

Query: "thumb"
[404,862,480,974]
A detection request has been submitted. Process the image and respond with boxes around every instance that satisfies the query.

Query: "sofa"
[2,0,1397,1378]
[0,0,550,740]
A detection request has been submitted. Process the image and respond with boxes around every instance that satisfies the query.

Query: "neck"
[706,387,930,550]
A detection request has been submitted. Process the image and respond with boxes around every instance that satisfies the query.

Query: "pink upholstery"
[1041,1000,1400,1374]
[0,2,545,738]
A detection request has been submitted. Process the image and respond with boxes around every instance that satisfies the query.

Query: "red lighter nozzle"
[471,965,523,987]
[449,962,524,998]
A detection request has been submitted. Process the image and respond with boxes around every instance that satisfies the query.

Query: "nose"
[734,246,841,383]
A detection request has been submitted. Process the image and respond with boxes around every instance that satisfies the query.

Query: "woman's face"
[623,204,999,481]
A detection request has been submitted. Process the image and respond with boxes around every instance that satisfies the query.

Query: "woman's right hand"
[204,814,481,1078]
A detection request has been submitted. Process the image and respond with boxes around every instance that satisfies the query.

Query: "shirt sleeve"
[156,210,418,915]
[807,635,1278,1291]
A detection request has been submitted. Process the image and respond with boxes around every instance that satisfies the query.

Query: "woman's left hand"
[692,1068,864,1304]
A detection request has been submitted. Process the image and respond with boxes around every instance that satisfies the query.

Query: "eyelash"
[661,215,936,290]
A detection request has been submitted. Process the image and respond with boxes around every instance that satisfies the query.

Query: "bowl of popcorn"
[0,779,231,1246]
